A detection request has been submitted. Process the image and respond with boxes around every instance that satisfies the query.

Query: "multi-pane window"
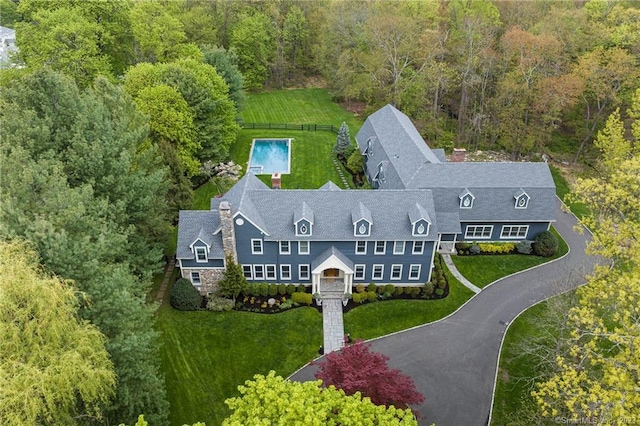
[280,265,291,280]
[279,241,290,254]
[412,241,424,255]
[242,265,252,279]
[298,241,310,255]
[191,271,201,285]
[372,265,384,280]
[409,264,421,280]
[299,264,310,280]
[195,247,207,262]
[375,241,386,255]
[265,265,276,280]
[393,241,405,255]
[465,225,493,239]
[390,265,402,280]
[354,264,366,280]
[253,265,264,280]
[500,225,529,239]
[251,239,263,254]
[355,241,367,255]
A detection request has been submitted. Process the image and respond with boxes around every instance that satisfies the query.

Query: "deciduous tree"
[229,11,274,89]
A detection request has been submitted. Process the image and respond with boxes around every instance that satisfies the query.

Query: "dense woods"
[1,0,639,424]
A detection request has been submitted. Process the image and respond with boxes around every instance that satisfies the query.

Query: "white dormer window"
[353,220,371,237]
[412,220,430,237]
[195,247,207,263]
[459,189,475,209]
[376,162,385,183]
[300,223,308,234]
[366,137,373,158]
[514,190,530,209]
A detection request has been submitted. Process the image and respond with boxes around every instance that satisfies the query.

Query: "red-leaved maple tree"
[314,340,425,409]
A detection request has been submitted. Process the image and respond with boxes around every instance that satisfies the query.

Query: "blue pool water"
[248,139,291,174]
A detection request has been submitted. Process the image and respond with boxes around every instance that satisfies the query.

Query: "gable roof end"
[408,202,431,224]
[351,201,372,225]
[294,201,314,224]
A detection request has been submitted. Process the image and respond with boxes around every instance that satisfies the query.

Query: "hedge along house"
[177,104,556,295]
[357,104,556,252]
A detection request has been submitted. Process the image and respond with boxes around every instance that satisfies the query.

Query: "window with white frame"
[375,241,386,255]
[355,240,367,255]
[465,225,493,239]
[191,271,201,285]
[253,265,264,280]
[393,241,405,255]
[195,246,207,262]
[500,225,529,239]
[354,264,365,280]
[251,239,263,254]
[280,264,291,280]
[298,241,310,255]
[265,265,276,280]
[391,264,402,280]
[242,265,252,279]
[412,241,424,255]
[279,241,290,254]
[372,264,384,280]
[299,264,310,280]
[409,264,421,280]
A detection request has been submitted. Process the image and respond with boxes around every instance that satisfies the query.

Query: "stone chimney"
[271,172,281,189]
[451,148,467,162]
[219,201,237,262]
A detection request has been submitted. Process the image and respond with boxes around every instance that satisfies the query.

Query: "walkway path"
[155,258,175,304]
[331,156,351,188]
[291,200,597,425]
[321,292,346,354]
[441,253,481,294]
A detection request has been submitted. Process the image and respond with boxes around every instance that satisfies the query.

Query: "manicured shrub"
[516,240,533,254]
[384,284,395,294]
[268,284,278,297]
[437,278,447,289]
[403,286,412,295]
[394,286,404,296]
[259,283,269,297]
[356,284,365,293]
[377,285,386,294]
[367,291,377,302]
[277,284,287,295]
[279,299,294,310]
[423,282,434,297]
[411,287,421,297]
[171,278,203,311]
[455,242,472,252]
[367,283,377,292]
[469,244,481,255]
[435,288,444,296]
[477,242,516,254]
[352,292,363,304]
[292,292,312,305]
[533,231,559,257]
[297,284,307,293]
[286,284,296,295]
[244,284,257,296]
[206,296,234,312]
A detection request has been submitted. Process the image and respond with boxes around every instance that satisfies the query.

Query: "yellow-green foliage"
[292,291,313,305]
[477,242,516,254]
[223,371,418,425]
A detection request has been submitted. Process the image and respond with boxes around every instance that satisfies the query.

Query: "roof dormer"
[352,202,372,237]
[373,161,387,184]
[294,202,314,236]
[363,136,375,157]
[459,188,475,209]
[408,203,431,237]
[514,189,530,209]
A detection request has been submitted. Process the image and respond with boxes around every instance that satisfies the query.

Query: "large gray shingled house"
[177,104,556,296]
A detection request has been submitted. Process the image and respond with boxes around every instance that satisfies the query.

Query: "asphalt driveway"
[290,200,597,425]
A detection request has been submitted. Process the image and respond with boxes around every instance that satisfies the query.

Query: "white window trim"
[412,241,425,255]
[500,225,529,239]
[460,194,474,209]
[265,264,276,280]
[515,195,529,209]
[354,264,366,280]
[393,241,405,255]
[366,137,373,157]
[279,241,291,255]
[298,241,310,255]
[409,264,421,280]
[355,240,367,255]
[390,264,402,280]
[190,271,201,285]
[465,225,494,239]
[296,221,313,237]
[354,220,371,237]
[253,264,265,280]
[412,221,430,237]
[195,246,207,263]
[251,239,263,255]
[242,265,253,280]
[299,264,310,280]
[372,264,384,280]
[374,241,386,255]
[280,264,292,280]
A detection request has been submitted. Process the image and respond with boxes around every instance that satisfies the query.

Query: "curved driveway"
[291,200,597,425]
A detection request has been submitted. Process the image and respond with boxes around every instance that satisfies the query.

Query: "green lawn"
[450,227,569,288]
[549,164,589,219]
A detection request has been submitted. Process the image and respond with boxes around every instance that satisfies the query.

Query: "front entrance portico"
[310,246,354,296]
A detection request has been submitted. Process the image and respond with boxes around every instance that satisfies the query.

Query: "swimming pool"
[248,139,291,174]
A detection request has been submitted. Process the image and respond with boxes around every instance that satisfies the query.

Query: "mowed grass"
[450,227,569,288]
[549,164,590,220]
[157,303,323,426]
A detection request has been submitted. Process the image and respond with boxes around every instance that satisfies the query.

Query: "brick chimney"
[218,201,237,262]
[451,148,467,162]
[271,172,281,189]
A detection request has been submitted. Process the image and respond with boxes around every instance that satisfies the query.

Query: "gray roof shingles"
[177,210,224,259]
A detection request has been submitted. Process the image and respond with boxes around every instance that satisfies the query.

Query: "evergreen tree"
[333,121,351,157]
[217,255,248,302]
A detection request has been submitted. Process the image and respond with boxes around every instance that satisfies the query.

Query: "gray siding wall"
[235,220,434,283]
[459,222,551,241]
